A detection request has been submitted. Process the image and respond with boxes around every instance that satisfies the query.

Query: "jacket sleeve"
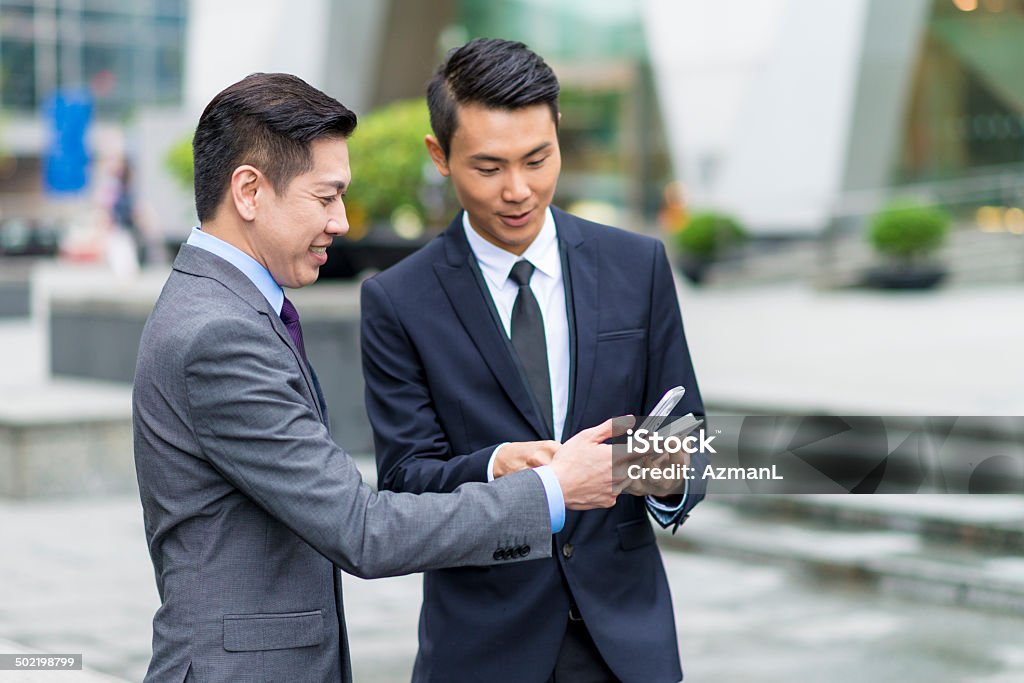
[182,313,552,579]
[361,275,498,494]
[641,239,709,526]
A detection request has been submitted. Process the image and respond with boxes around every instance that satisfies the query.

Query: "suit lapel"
[433,215,552,440]
[558,240,577,443]
[555,208,599,438]
[552,209,600,540]
[172,245,326,426]
[309,364,330,431]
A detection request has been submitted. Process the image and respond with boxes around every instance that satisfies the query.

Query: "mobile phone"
[650,386,686,417]
[638,386,687,433]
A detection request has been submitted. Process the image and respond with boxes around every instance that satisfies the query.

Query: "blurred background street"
[3,481,1024,682]
[1,0,1023,681]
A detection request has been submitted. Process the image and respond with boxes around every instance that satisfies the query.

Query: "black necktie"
[279,296,308,363]
[509,260,552,434]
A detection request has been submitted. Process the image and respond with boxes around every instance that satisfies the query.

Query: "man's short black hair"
[426,38,560,158]
[192,72,357,221]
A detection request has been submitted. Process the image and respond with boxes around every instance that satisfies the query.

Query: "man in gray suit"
[133,72,624,683]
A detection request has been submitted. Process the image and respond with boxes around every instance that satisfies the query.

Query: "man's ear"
[425,135,450,177]
[230,165,263,221]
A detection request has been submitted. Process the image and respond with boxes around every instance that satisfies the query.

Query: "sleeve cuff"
[645,478,689,530]
[487,442,509,482]
[532,464,565,534]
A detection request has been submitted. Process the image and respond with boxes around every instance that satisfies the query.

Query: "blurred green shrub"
[160,101,434,232]
[346,99,432,228]
[165,133,194,192]
[869,201,950,261]
[674,211,747,260]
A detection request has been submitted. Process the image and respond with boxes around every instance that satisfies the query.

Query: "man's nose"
[502,171,530,204]
[326,200,350,235]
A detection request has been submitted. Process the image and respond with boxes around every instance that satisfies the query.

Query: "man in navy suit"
[360,39,706,683]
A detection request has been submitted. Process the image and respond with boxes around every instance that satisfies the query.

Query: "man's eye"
[319,195,336,204]
[527,157,548,168]
[476,168,499,175]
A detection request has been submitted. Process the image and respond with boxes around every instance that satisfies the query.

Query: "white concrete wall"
[186,0,331,115]
[645,0,927,234]
[185,0,389,117]
[644,0,789,210]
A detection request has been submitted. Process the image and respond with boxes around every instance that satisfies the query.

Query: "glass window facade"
[0,0,187,117]
[898,0,1024,183]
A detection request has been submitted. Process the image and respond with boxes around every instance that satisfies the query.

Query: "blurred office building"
[0,0,187,260]
[190,0,1024,238]
[1,0,1023,251]
[648,0,1024,235]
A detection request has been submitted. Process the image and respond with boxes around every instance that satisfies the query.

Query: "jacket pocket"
[617,518,656,551]
[597,328,645,342]
[223,610,324,652]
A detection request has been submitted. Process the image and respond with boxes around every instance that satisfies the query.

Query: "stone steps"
[718,494,1024,551]
[661,495,1024,615]
[0,380,134,499]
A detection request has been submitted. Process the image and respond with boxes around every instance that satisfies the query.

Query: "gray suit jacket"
[133,245,552,682]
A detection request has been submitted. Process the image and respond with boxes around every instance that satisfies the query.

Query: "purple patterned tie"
[279,296,307,362]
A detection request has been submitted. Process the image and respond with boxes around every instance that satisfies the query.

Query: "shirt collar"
[186,227,285,314]
[462,207,560,289]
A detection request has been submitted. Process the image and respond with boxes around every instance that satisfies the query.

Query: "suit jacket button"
[562,542,574,559]
[493,549,504,561]
[522,544,530,557]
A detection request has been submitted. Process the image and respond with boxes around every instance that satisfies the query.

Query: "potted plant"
[672,211,747,285]
[864,201,950,290]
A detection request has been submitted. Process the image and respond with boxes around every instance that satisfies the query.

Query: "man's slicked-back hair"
[192,72,357,221]
[427,38,560,158]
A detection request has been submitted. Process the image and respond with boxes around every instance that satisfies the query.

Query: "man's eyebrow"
[469,152,506,163]
[469,142,553,163]
[314,180,349,192]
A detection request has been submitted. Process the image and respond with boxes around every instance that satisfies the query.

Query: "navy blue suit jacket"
[361,208,705,683]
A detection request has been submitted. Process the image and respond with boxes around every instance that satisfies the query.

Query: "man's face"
[427,103,561,255]
[248,137,351,288]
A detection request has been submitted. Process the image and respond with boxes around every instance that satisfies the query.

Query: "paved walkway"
[1,494,1023,683]
[0,638,123,682]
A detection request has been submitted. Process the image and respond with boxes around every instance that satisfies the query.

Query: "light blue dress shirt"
[186,227,284,314]
[185,227,566,533]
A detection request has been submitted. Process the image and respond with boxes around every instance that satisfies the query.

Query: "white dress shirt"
[463,209,572,482]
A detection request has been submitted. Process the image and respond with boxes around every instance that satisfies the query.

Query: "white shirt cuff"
[487,442,509,482]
